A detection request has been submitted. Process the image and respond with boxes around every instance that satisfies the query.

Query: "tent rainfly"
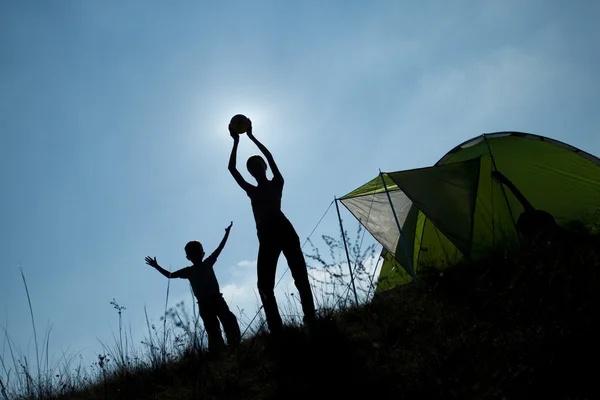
[339,132,600,293]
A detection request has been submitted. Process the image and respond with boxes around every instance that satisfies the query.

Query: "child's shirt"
[175,252,220,300]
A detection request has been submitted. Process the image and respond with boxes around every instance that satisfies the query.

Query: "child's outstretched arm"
[145,256,189,279]
[228,126,253,192]
[207,222,233,263]
[246,121,283,183]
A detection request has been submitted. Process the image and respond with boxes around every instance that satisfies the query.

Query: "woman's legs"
[257,238,284,333]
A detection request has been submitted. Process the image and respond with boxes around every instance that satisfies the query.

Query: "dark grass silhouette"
[4,228,600,400]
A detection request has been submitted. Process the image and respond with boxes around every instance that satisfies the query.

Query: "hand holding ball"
[229,114,251,134]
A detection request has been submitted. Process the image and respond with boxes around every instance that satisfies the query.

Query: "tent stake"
[379,171,417,282]
[334,197,360,307]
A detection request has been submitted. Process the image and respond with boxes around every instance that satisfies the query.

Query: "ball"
[230,114,250,134]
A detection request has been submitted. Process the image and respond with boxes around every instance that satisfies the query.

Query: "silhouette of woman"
[228,119,315,334]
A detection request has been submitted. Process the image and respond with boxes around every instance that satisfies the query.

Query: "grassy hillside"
[3,229,600,400]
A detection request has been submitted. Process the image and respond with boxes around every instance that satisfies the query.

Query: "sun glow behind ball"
[197,95,280,149]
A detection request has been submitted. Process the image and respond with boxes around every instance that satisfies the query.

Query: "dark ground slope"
[57,230,600,400]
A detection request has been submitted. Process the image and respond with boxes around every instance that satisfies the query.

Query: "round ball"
[230,114,250,134]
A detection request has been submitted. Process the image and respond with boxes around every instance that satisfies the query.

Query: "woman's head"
[247,155,267,179]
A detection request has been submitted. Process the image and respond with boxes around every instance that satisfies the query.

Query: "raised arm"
[206,222,233,263]
[145,256,189,279]
[491,171,534,212]
[246,122,283,182]
[228,127,254,192]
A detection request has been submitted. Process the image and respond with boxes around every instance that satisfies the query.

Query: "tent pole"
[366,253,383,299]
[379,171,417,282]
[483,135,518,236]
[334,197,360,307]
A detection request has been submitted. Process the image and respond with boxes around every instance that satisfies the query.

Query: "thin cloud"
[237,260,257,268]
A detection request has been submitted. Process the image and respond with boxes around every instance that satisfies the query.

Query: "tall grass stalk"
[18,265,42,396]
[106,299,127,372]
[0,376,8,400]
[0,326,20,396]
[162,274,171,364]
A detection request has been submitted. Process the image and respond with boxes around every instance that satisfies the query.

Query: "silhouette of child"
[227,119,315,334]
[491,170,560,242]
[145,222,241,352]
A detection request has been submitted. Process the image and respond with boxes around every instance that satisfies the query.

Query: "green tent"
[340,132,600,293]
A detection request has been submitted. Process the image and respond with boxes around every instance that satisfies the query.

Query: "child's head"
[185,241,205,264]
[246,155,267,180]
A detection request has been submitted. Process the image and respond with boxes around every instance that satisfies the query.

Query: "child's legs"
[257,239,283,333]
[281,227,316,322]
[214,295,241,346]
[198,299,225,351]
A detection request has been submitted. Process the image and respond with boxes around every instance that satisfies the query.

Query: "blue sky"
[2,0,599,371]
